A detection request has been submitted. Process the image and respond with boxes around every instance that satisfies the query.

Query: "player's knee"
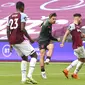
[50,45,54,49]
[30,52,37,59]
[48,47,54,52]
[40,56,44,60]
[79,58,85,62]
[21,55,28,61]
[40,51,45,57]
[48,44,54,50]
[40,49,45,54]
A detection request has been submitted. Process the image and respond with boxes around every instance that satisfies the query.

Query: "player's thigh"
[39,41,47,50]
[47,43,54,50]
[38,41,47,57]
[16,40,35,56]
[13,45,24,57]
[40,49,46,58]
[74,46,85,58]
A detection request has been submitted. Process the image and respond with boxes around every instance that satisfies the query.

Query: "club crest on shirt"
[41,44,44,48]
[48,26,51,28]
[77,29,81,32]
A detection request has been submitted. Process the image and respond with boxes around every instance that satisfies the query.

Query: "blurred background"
[0,0,85,62]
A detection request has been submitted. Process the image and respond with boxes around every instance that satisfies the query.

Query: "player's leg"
[71,59,84,79]
[66,52,79,71]
[21,55,28,83]
[66,59,78,71]
[38,41,47,79]
[15,40,38,83]
[71,47,85,79]
[13,45,27,83]
[63,49,82,78]
[63,59,78,78]
[27,52,37,84]
[40,49,47,79]
[45,43,54,64]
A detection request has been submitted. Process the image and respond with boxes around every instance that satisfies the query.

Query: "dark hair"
[49,13,57,18]
[16,1,24,9]
[73,13,81,17]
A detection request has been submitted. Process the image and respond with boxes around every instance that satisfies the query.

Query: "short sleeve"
[21,13,28,22]
[67,23,75,31]
[68,25,72,31]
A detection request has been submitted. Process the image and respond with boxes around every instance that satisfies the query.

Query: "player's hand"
[30,40,35,44]
[57,38,61,42]
[33,38,38,42]
[60,43,64,47]
[10,45,13,52]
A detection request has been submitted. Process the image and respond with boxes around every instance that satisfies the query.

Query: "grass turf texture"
[0,62,85,85]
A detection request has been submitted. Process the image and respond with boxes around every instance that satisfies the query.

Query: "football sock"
[41,66,45,72]
[46,56,51,60]
[66,59,78,71]
[74,61,84,74]
[21,60,27,82]
[46,56,51,62]
[27,58,37,78]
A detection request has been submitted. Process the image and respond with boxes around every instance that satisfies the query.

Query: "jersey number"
[9,18,18,29]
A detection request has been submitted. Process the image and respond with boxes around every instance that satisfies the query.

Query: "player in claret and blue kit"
[7,1,38,84]
[60,13,85,79]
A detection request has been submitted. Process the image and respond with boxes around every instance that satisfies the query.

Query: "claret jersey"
[7,12,28,44]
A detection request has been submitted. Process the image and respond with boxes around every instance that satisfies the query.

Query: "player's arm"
[7,26,13,52]
[50,35,60,42]
[60,29,70,47]
[81,33,85,38]
[7,26,10,41]
[21,13,34,43]
[21,22,34,43]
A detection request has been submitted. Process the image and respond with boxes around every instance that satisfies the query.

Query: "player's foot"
[21,80,32,84]
[41,72,47,79]
[63,69,69,78]
[44,59,50,65]
[71,74,79,79]
[26,77,38,84]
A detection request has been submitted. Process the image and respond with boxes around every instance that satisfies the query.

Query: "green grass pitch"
[0,62,85,85]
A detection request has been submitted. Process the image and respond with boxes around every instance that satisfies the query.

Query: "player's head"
[49,13,57,24]
[73,13,82,23]
[16,1,24,12]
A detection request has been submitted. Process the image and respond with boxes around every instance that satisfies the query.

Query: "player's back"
[8,12,24,44]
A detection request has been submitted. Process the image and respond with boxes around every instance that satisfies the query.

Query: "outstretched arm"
[50,35,60,42]
[60,29,70,47]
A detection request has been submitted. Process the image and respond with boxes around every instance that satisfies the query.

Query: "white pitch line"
[0,62,85,65]
[0,62,76,64]
[0,73,85,76]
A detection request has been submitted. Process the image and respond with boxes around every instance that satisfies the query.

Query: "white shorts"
[74,46,85,58]
[13,40,35,57]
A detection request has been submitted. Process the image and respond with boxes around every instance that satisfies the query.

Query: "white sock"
[21,60,27,82]
[74,61,83,74]
[41,71,46,74]
[27,58,37,78]
[45,58,50,62]
[66,59,78,71]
